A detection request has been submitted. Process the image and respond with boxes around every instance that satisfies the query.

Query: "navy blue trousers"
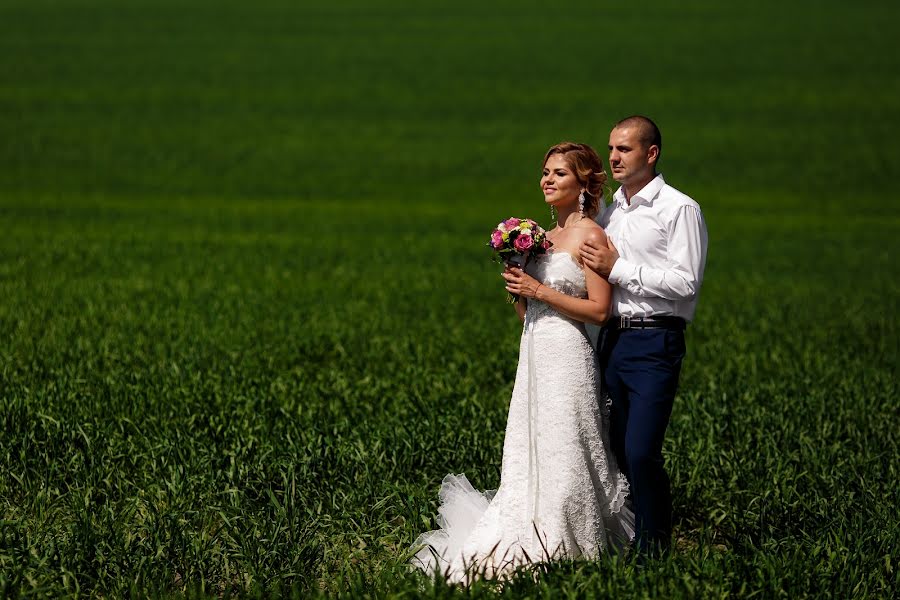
[599,327,686,550]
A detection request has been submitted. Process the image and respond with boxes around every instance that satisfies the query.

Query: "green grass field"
[1,0,898,597]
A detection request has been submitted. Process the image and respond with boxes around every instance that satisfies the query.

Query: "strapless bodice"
[524,251,588,324]
[526,251,587,297]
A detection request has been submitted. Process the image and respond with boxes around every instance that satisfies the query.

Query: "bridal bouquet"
[489,217,551,301]
[488,217,551,267]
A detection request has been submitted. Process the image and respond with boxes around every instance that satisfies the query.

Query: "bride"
[410,142,635,583]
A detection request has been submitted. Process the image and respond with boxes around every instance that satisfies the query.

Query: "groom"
[580,116,708,552]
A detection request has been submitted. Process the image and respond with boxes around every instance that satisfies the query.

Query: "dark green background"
[1,0,897,597]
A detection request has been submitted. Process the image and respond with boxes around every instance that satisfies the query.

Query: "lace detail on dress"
[410,250,633,584]
[525,252,587,323]
[532,252,587,298]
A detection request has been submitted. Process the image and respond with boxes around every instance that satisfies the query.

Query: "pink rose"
[503,217,521,230]
[514,234,534,252]
[490,230,504,249]
[541,239,551,250]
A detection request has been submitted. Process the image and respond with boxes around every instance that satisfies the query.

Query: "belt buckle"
[620,315,631,329]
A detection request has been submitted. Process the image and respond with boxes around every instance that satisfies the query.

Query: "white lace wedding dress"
[410,251,635,583]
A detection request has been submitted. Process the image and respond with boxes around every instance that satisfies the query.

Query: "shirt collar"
[614,173,665,208]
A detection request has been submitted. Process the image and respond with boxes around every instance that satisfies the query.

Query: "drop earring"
[550,205,558,223]
[578,190,586,215]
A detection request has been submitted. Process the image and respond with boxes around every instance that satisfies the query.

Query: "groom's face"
[608,127,653,187]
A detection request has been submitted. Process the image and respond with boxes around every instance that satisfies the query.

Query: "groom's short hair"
[615,115,662,157]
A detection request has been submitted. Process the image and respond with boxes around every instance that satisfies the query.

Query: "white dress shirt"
[598,174,708,322]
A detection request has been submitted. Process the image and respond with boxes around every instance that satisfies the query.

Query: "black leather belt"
[605,315,686,330]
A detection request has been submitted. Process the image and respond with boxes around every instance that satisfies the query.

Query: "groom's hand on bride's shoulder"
[580,238,619,278]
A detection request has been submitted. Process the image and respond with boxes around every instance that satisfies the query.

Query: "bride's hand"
[502,267,543,299]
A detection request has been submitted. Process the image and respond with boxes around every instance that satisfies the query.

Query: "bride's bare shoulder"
[574,220,607,245]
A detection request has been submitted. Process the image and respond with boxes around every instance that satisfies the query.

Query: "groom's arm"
[583,205,708,301]
[611,205,707,300]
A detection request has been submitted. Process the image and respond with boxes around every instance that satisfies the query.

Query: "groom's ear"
[646,144,660,166]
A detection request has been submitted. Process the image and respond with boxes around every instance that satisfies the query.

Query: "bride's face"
[541,155,581,209]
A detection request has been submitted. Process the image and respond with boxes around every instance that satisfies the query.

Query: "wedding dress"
[410,251,634,583]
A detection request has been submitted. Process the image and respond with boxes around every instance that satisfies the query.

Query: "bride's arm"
[504,266,527,323]
[502,230,612,326]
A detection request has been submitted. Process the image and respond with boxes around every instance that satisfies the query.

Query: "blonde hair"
[543,142,608,218]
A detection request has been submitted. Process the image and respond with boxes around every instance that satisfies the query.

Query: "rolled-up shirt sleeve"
[608,206,708,300]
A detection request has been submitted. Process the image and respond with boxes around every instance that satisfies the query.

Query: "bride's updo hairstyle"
[543,142,608,219]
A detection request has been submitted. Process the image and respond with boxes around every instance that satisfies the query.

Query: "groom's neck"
[623,171,657,204]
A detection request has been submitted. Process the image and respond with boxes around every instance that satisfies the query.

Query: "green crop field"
[1,0,898,597]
